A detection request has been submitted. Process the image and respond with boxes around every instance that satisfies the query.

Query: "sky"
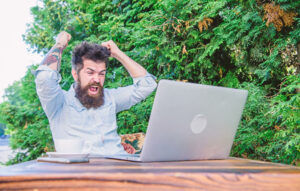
[0,0,42,103]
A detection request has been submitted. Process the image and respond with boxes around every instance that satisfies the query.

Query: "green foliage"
[0,0,299,165]
[0,67,54,165]
[232,75,300,165]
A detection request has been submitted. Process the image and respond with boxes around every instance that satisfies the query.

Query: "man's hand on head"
[56,31,71,49]
[101,40,122,59]
[101,40,146,78]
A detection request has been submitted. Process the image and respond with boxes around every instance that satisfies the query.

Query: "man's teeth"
[90,86,98,92]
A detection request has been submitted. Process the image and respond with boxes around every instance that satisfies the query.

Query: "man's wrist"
[55,42,66,50]
[112,49,125,60]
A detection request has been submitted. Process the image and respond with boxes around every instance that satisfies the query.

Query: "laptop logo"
[190,114,207,134]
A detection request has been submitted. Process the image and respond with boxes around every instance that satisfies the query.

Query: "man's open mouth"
[88,85,100,95]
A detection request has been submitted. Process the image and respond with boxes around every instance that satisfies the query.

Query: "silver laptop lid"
[141,80,248,162]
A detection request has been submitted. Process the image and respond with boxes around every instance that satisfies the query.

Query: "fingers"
[67,32,71,41]
[66,32,71,42]
[61,31,71,42]
[101,42,109,49]
[101,40,119,51]
[101,40,121,58]
[101,40,113,50]
[56,31,71,48]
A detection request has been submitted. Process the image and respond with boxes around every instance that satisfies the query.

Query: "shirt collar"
[67,83,86,112]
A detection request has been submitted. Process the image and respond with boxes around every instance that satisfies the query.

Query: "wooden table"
[0,157,299,190]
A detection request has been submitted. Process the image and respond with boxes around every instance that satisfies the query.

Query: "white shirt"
[34,65,157,155]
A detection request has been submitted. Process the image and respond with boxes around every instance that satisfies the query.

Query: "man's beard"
[75,80,104,109]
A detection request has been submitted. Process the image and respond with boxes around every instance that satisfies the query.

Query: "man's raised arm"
[41,31,71,71]
[101,40,147,78]
[34,31,71,121]
[101,40,157,113]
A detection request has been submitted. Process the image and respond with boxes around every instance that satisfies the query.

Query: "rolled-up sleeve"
[33,65,64,120]
[109,72,157,113]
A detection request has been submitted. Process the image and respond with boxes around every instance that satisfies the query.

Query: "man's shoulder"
[103,88,114,99]
[103,87,122,94]
[63,87,78,106]
[103,87,123,103]
[103,86,131,96]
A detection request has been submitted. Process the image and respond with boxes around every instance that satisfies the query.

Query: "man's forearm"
[114,50,147,78]
[40,43,64,71]
[40,31,71,71]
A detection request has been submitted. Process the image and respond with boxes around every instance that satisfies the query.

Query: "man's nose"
[92,76,100,83]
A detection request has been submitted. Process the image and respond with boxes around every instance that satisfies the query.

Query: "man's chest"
[56,101,118,135]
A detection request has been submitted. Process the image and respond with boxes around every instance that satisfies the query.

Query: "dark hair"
[71,41,111,72]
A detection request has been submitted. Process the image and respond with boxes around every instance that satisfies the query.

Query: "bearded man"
[34,31,157,155]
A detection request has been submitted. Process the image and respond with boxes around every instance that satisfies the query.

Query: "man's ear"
[72,69,79,82]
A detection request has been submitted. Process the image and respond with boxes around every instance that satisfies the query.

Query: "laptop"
[101,79,248,162]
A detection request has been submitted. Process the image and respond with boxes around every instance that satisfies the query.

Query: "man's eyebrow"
[86,67,106,73]
[86,67,95,72]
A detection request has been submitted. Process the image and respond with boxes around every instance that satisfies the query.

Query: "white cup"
[54,139,84,153]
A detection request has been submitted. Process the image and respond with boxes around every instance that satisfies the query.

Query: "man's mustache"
[87,82,102,87]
